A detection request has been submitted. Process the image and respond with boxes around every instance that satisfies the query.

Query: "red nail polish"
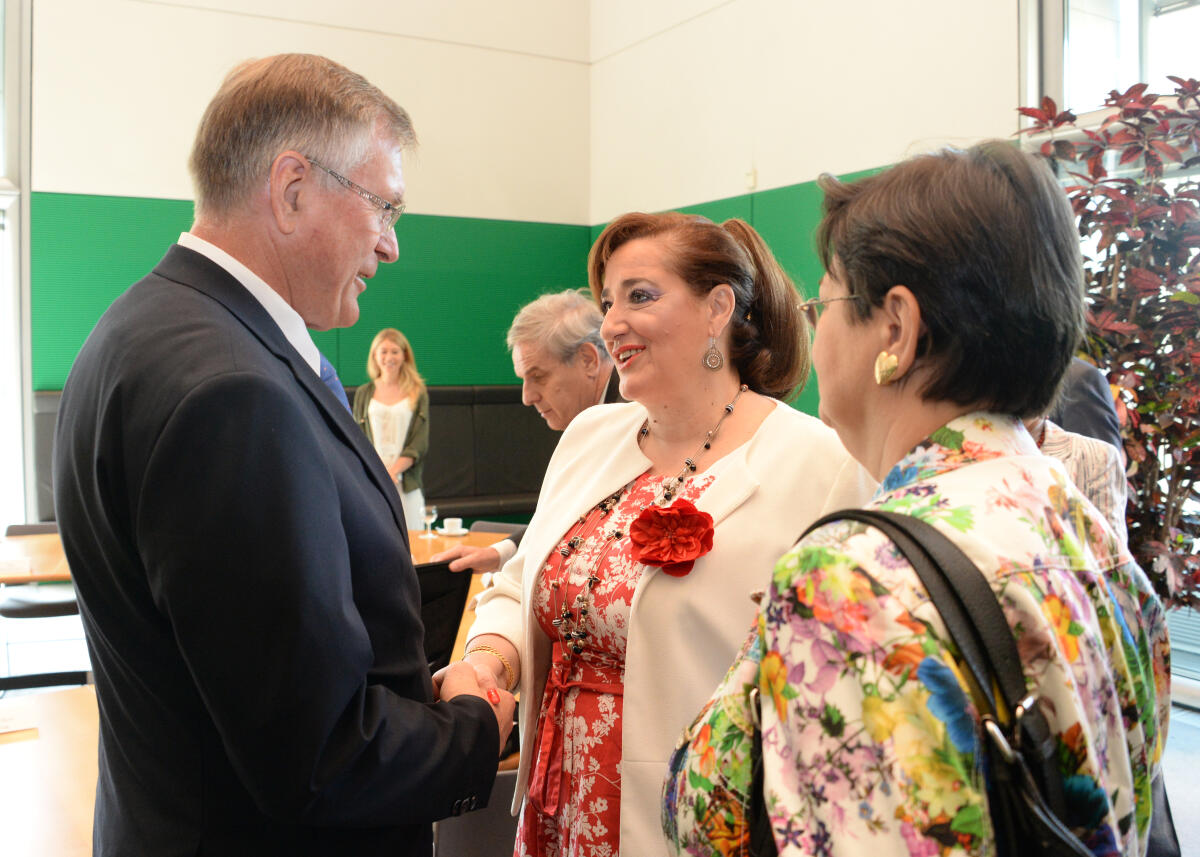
[487,688,500,705]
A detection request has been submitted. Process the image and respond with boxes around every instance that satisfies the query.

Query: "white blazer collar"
[519,401,780,585]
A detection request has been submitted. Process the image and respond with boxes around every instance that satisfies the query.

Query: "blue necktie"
[319,353,351,412]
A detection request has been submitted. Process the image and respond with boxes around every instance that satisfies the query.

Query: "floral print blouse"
[662,413,1169,857]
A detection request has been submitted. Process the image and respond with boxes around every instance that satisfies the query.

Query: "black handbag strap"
[799,509,1066,816]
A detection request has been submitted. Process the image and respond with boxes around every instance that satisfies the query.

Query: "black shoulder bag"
[747,509,1093,857]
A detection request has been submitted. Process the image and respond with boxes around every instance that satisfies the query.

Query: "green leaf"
[820,703,846,737]
[930,426,965,450]
[1169,292,1200,304]
[952,803,986,838]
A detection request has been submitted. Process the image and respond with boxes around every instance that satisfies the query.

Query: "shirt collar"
[879,412,1040,495]
[178,232,321,376]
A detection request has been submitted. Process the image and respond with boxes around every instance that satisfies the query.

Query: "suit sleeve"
[135,372,498,826]
[1051,359,1123,453]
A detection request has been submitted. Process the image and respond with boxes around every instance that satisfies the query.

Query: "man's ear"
[268,151,309,235]
[577,342,602,376]
[707,283,736,338]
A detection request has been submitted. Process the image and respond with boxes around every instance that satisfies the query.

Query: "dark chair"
[417,561,474,674]
[0,582,79,620]
[3,522,76,619]
[4,522,59,536]
[434,769,519,856]
[0,670,91,693]
[1,526,82,685]
[468,520,526,537]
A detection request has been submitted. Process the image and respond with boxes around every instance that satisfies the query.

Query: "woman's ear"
[707,283,736,337]
[877,285,924,383]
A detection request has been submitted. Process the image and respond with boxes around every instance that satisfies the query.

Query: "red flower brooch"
[628,499,714,577]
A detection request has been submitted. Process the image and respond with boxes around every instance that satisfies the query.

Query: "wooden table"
[0,686,98,857]
[0,534,71,585]
[0,529,501,585]
[407,529,506,564]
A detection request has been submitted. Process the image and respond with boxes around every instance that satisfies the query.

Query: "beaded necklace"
[549,385,748,656]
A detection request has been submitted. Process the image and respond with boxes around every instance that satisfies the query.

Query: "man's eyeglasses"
[307,156,406,231]
[798,295,860,328]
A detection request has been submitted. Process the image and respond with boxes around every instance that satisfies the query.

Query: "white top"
[178,232,320,377]
[368,397,415,464]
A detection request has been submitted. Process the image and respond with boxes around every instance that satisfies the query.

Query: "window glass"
[1146,4,1200,92]
[1065,0,1141,111]
[1064,0,1200,111]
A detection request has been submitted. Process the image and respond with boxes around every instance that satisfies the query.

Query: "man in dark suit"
[53,54,513,857]
[1049,356,1124,455]
[431,290,622,574]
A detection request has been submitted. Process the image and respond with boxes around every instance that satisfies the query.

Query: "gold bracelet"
[464,645,515,691]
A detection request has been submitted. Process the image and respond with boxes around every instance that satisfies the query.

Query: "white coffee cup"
[443,517,464,533]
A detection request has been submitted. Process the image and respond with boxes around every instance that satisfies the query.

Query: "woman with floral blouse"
[663,142,1170,857]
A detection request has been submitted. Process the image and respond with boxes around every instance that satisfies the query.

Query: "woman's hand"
[387,455,414,480]
[432,661,516,751]
[461,634,520,691]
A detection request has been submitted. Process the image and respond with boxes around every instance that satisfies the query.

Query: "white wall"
[31,0,590,224]
[30,0,1027,226]
[589,0,1022,221]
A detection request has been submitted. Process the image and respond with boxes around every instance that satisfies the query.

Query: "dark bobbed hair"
[587,212,808,401]
[816,141,1085,418]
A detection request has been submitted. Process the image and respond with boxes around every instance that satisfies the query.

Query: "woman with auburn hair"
[457,212,874,856]
[352,328,429,530]
[664,142,1169,857]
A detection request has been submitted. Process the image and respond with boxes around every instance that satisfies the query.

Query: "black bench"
[32,385,558,522]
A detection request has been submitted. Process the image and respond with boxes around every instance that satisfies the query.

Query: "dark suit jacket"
[1050,357,1123,453]
[54,246,499,857]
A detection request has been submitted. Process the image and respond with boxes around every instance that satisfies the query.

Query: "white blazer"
[468,399,875,855]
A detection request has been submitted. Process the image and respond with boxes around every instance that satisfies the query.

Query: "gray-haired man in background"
[433,290,621,573]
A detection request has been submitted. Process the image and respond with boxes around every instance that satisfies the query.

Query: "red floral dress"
[515,471,715,857]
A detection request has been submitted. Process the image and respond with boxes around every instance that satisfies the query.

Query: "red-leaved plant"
[1019,77,1200,607]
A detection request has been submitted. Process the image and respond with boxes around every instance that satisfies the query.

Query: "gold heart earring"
[874,351,899,385]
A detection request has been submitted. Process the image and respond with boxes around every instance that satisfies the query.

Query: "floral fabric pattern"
[517,471,715,857]
[663,413,1169,857]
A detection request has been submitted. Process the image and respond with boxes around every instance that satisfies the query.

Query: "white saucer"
[435,527,468,536]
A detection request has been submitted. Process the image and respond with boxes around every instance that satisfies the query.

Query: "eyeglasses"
[798,295,860,328]
[306,156,406,231]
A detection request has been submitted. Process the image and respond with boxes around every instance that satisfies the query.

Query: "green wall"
[31,192,591,389]
[32,169,880,410]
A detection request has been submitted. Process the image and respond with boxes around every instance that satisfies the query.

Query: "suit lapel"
[152,245,408,532]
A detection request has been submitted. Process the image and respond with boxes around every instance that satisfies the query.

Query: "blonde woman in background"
[353,328,430,530]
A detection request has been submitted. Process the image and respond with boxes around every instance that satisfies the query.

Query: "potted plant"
[1018,78,1200,607]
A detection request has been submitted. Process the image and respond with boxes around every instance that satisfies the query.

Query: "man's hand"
[430,544,502,574]
[433,661,516,751]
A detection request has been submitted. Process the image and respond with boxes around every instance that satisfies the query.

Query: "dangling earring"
[874,351,899,385]
[703,338,724,371]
